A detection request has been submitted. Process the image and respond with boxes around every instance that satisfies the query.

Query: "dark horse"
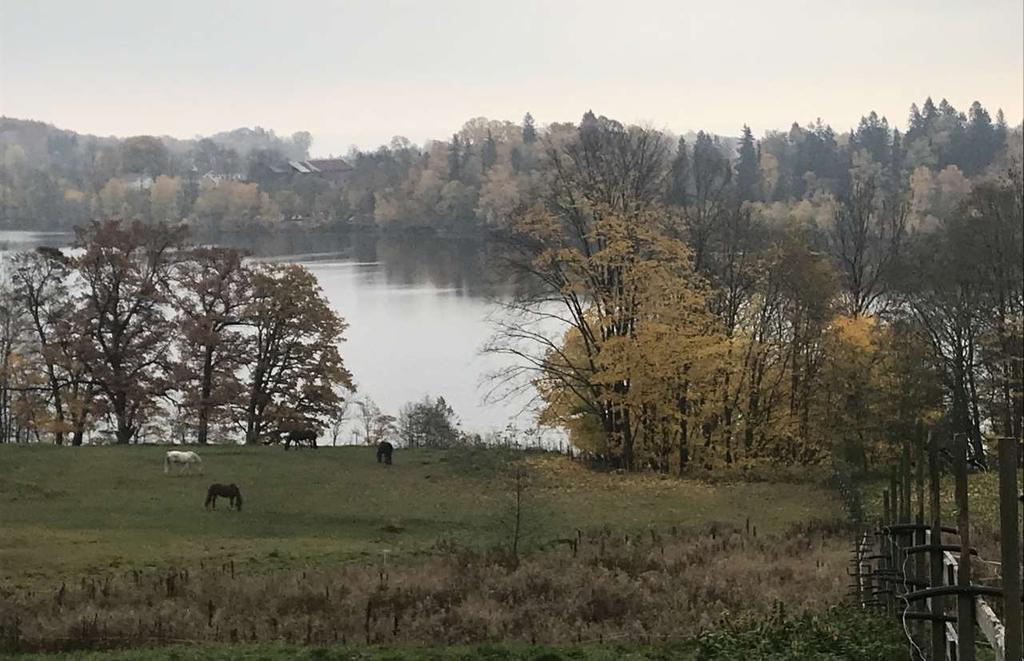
[283,428,318,450]
[376,441,394,465]
[205,483,243,511]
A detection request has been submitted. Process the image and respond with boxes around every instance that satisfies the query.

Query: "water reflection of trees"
[2,228,536,299]
[205,229,527,298]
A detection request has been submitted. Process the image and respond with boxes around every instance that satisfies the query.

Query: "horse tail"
[164,454,170,474]
[204,485,214,508]
[235,492,243,511]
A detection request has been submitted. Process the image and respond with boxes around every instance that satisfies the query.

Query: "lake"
[0,229,563,443]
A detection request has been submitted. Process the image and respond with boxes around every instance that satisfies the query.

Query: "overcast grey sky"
[1,0,1021,156]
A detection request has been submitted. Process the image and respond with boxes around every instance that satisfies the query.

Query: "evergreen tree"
[889,128,905,192]
[481,130,498,172]
[735,125,759,201]
[963,101,997,175]
[907,103,924,136]
[447,134,463,181]
[995,108,1008,151]
[852,111,891,163]
[921,97,938,125]
[522,112,537,144]
[935,98,966,168]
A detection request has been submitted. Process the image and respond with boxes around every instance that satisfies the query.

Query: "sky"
[1,0,1022,157]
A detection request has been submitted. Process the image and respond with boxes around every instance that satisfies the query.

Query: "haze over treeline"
[0,97,1020,232]
[0,95,1021,473]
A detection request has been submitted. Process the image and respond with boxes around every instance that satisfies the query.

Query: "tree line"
[488,109,1022,474]
[0,220,353,444]
[1,98,1016,234]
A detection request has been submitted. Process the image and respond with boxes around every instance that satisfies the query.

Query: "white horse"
[164,450,203,475]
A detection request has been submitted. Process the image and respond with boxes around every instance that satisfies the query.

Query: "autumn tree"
[9,248,76,444]
[172,247,252,444]
[239,264,354,444]
[73,220,187,443]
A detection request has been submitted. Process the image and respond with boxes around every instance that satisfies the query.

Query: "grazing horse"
[283,428,318,450]
[376,441,394,465]
[205,483,243,511]
[164,450,203,475]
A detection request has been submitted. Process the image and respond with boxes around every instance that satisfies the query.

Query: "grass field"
[0,444,863,656]
[0,444,843,583]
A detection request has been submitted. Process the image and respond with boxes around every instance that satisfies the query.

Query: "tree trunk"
[113,390,133,444]
[197,345,214,445]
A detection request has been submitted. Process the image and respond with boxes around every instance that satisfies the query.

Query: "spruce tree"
[735,125,759,201]
[481,130,498,172]
[522,112,537,144]
[964,101,996,175]
[447,134,463,181]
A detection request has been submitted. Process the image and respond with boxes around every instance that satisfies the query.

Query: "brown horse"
[283,429,318,450]
[205,483,243,511]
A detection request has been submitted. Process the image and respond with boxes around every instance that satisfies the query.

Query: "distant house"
[123,174,155,190]
[200,170,244,185]
[248,158,351,186]
[303,158,352,184]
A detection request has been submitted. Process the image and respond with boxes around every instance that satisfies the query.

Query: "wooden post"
[901,450,912,598]
[902,442,913,526]
[915,436,929,646]
[954,433,975,661]
[892,469,903,602]
[883,488,892,614]
[929,431,946,661]
[916,437,927,579]
[998,437,1022,661]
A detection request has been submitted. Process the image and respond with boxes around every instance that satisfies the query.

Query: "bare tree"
[327,390,353,446]
[828,176,908,315]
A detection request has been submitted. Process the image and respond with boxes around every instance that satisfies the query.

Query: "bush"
[695,605,910,660]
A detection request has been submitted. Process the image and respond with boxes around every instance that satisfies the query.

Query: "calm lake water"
[0,229,561,442]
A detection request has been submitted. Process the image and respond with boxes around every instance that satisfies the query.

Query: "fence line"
[852,435,1022,661]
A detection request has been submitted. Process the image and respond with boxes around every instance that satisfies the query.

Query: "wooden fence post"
[954,433,975,661]
[915,436,928,646]
[900,453,911,587]
[884,488,893,614]
[998,437,1022,661]
[929,431,946,661]
[903,443,913,524]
